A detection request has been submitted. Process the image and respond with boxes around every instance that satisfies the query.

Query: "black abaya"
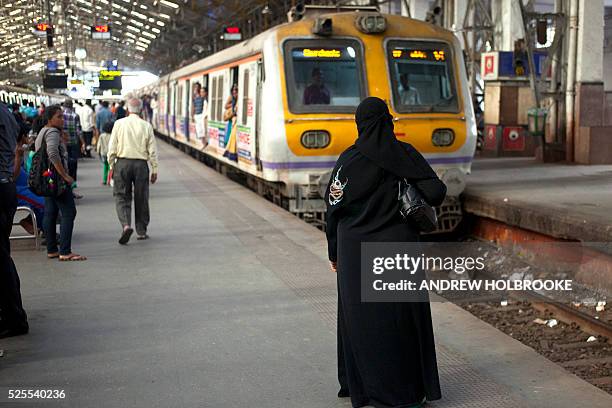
[325,98,446,408]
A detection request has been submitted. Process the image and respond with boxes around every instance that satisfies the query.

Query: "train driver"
[303,68,330,105]
[399,73,422,105]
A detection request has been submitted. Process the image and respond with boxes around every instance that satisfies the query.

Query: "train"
[0,85,65,109]
[139,6,477,232]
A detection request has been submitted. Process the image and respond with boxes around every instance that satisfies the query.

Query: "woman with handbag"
[325,97,446,408]
[223,85,238,139]
[34,105,86,261]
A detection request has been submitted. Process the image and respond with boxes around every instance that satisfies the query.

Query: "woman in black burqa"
[325,97,446,408]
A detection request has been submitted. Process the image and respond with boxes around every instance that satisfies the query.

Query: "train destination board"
[392,48,446,61]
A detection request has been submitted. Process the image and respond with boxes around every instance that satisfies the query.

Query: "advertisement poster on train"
[207,122,221,152]
[237,125,253,162]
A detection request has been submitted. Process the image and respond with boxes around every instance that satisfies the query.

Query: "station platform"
[2,142,611,407]
[464,157,612,243]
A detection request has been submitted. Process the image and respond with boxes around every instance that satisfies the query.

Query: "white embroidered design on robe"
[329,166,348,205]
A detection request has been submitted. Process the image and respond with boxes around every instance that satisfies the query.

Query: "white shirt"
[400,86,422,105]
[79,104,95,132]
[107,113,158,172]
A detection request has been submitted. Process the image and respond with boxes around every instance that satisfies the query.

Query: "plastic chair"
[10,206,40,250]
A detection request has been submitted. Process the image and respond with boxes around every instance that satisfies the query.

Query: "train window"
[283,39,366,114]
[241,69,249,125]
[386,40,459,113]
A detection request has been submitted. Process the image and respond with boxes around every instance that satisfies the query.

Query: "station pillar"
[491,0,525,51]
[401,0,430,21]
[571,0,611,164]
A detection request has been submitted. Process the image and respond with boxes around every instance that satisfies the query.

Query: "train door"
[176,81,185,141]
[187,79,198,141]
[184,79,191,142]
[169,81,177,137]
[236,60,259,168]
[255,58,264,171]
[158,83,166,132]
[207,69,230,152]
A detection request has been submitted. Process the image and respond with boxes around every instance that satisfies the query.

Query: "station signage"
[222,26,241,41]
[99,70,122,80]
[481,51,550,81]
[33,22,51,37]
[91,24,111,40]
[45,60,58,71]
[99,69,122,90]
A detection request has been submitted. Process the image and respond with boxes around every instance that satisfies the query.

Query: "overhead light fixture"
[160,0,179,9]
[75,48,87,60]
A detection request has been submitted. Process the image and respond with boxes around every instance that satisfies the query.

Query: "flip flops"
[59,253,87,261]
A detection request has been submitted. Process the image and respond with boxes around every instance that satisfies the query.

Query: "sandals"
[47,252,60,259]
[59,253,87,261]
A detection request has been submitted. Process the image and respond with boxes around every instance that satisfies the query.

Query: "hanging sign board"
[91,25,111,40]
[33,22,51,37]
[222,26,242,41]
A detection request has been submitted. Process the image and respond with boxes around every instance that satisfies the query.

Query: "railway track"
[462,298,611,394]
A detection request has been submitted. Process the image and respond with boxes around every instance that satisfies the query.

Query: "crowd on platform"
[1,95,158,340]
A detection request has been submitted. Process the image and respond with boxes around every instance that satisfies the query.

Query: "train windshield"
[387,40,459,113]
[284,39,365,113]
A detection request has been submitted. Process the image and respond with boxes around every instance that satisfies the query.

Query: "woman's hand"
[63,175,75,186]
[330,261,337,273]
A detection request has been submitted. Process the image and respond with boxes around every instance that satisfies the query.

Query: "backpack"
[28,128,68,197]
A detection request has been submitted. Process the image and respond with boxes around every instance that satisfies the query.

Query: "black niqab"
[354,97,437,181]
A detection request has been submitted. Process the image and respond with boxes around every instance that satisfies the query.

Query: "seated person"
[399,73,422,105]
[303,68,330,105]
[14,133,44,235]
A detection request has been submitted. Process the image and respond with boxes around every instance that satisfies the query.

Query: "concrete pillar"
[492,0,525,51]
[401,0,430,21]
[572,0,609,163]
[575,0,604,83]
[452,0,469,48]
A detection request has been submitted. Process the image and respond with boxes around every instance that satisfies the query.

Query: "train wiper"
[426,98,453,112]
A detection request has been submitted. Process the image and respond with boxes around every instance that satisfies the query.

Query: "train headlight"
[355,13,387,34]
[301,130,330,149]
[432,129,455,147]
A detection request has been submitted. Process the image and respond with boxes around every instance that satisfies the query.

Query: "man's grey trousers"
[113,158,150,235]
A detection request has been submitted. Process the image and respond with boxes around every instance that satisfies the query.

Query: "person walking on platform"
[62,100,85,199]
[115,101,127,121]
[96,121,113,185]
[96,101,113,138]
[79,100,95,158]
[0,102,29,338]
[325,97,446,408]
[107,98,158,244]
[36,106,86,262]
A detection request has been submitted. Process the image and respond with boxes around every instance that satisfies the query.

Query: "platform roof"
[0,0,285,84]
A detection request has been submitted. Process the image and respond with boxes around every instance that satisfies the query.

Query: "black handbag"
[28,128,68,197]
[398,179,438,232]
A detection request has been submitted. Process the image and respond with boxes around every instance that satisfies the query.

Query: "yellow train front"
[149,9,476,232]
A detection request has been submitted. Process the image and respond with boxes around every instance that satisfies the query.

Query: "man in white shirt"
[399,74,422,106]
[107,98,158,244]
[79,100,96,157]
